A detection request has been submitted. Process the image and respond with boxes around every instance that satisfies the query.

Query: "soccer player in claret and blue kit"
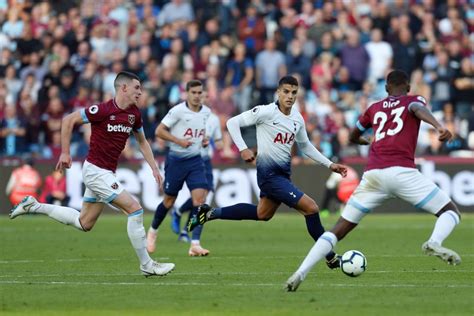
[285,69,462,292]
[10,71,175,277]
[188,75,348,269]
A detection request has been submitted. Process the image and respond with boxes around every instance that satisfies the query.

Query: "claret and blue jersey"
[80,99,143,172]
[356,94,427,171]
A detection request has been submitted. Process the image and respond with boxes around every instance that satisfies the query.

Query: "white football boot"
[9,196,39,219]
[140,260,175,277]
[422,241,461,265]
[285,272,304,292]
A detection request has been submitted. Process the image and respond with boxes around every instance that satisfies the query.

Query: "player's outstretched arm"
[411,104,452,142]
[56,111,84,171]
[134,129,163,188]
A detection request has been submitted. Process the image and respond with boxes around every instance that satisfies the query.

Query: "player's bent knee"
[437,201,461,219]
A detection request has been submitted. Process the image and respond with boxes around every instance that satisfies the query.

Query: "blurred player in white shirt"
[147,80,212,256]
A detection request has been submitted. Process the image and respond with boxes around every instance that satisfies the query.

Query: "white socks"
[428,210,460,245]
[296,232,338,278]
[33,203,84,231]
[127,210,152,266]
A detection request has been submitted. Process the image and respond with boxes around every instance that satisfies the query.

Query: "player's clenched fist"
[330,163,348,178]
[240,148,255,163]
[437,127,452,142]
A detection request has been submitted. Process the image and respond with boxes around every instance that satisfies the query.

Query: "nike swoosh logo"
[272,122,279,125]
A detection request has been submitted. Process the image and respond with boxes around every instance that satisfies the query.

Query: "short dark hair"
[386,70,409,86]
[278,75,299,87]
[114,71,140,89]
[186,79,203,91]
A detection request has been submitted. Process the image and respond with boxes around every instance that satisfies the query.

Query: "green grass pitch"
[1,213,473,316]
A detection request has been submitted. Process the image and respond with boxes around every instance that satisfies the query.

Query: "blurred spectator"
[238,4,265,56]
[286,39,311,89]
[19,51,46,82]
[392,27,420,76]
[452,57,474,120]
[17,91,41,153]
[365,28,392,84]
[4,65,21,104]
[339,29,369,91]
[6,156,41,206]
[330,126,360,160]
[255,39,286,104]
[58,68,78,108]
[162,37,193,75]
[427,49,455,112]
[42,130,61,160]
[158,0,195,26]
[2,8,23,39]
[0,105,26,156]
[41,97,64,144]
[308,10,332,45]
[409,69,431,103]
[310,52,334,96]
[39,169,69,206]
[225,42,254,113]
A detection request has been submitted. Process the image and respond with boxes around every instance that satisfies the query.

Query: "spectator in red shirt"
[40,169,69,206]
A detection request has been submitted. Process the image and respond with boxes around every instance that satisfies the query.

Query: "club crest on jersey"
[274,132,295,144]
[128,114,135,125]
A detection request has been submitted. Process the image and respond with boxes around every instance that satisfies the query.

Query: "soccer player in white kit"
[285,69,462,291]
[170,108,223,242]
[147,80,212,256]
[9,71,175,277]
[188,76,348,269]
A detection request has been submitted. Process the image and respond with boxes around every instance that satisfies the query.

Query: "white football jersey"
[161,102,211,158]
[239,102,307,174]
[201,112,222,159]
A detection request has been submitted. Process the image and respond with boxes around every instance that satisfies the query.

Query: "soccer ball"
[341,250,367,277]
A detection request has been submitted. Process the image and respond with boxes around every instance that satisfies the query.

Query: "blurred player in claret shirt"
[286,69,461,292]
[188,75,348,269]
[10,71,175,277]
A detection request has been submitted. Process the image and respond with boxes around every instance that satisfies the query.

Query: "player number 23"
[373,107,405,141]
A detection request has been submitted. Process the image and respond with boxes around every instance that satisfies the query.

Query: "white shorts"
[342,166,451,224]
[82,160,123,203]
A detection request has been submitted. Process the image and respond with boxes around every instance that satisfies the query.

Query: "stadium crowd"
[0,0,473,164]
